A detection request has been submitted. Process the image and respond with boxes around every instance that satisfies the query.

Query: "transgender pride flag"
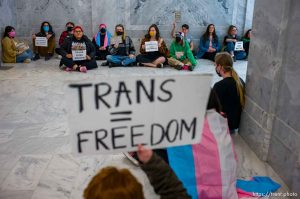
[167,110,238,199]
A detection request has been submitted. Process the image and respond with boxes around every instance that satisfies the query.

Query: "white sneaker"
[23,59,31,63]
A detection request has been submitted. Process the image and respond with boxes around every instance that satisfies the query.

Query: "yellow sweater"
[2,37,17,63]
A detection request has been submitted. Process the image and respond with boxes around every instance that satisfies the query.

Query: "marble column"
[240,0,300,193]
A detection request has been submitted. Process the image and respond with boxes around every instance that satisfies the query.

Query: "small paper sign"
[175,11,182,23]
[176,51,184,57]
[111,36,123,45]
[35,37,48,47]
[72,50,87,61]
[234,41,244,51]
[145,41,158,52]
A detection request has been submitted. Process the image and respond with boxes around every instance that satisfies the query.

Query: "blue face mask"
[43,26,49,32]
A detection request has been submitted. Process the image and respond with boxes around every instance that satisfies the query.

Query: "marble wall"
[0,0,254,50]
[240,0,300,193]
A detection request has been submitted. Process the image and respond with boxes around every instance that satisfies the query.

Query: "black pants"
[60,57,98,70]
[95,49,109,60]
[202,52,217,61]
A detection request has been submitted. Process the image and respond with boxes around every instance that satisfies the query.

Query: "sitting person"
[242,29,251,57]
[55,22,75,56]
[196,24,221,61]
[171,23,194,54]
[213,52,245,133]
[106,24,136,67]
[223,25,247,61]
[84,144,191,199]
[168,32,197,71]
[92,24,112,60]
[136,24,168,68]
[59,26,98,72]
[32,21,56,61]
[2,26,33,63]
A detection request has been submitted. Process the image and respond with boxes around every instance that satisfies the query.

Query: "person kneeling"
[59,26,98,73]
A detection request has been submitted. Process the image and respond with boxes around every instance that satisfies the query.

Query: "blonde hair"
[84,166,144,199]
[215,52,245,108]
[115,24,126,41]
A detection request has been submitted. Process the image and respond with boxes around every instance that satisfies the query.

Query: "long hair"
[227,25,237,35]
[215,52,245,108]
[114,24,126,41]
[3,26,15,38]
[40,21,54,34]
[84,167,145,199]
[243,29,251,39]
[202,24,218,42]
[145,24,160,41]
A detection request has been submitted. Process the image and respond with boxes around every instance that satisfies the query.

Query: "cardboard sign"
[111,36,123,45]
[176,51,184,58]
[175,11,182,23]
[72,50,87,61]
[66,74,212,155]
[234,41,244,51]
[145,41,158,52]
[35,37,48,47]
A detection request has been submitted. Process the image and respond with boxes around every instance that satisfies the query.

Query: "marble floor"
[0,59,290,199]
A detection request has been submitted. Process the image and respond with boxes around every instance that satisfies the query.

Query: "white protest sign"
[66,74,212,155]
[234,41,244,51]
[35,37,48,47]
[145,41,158,52]
[72,50,87,61]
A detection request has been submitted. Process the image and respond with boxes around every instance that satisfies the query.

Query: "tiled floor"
[0,59,290,198]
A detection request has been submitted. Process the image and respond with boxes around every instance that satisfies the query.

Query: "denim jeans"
[16,49,34,63]
[226,42,247,60]
[106,55,136,66]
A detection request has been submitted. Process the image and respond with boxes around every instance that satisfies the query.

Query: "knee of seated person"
[84,166,144,199]
[106,55,112,61]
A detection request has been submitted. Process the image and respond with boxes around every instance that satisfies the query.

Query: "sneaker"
[65,67,72,72]
[101,61,109,66]
[79,66,87,73]
[181,65,190,70]
[174,65,182,70]
[45,53,52,61]
[23,59,31,63]
[123,152,140,166]
[108,62,117,68]
[156,63,164,68]
[32,54,40,61]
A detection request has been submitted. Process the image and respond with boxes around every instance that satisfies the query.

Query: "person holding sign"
[32,21,56,61]
[168,32,197,71]
[171,23,195,54]
[213,52,245,133]
[59,26,97,72]
[223,25,247,61]
[92,24,112,60]
[2,26,33,63]
[196,24,221,61]
[106,24,136,67]
[136,24,168,68]
[84,144,191,199]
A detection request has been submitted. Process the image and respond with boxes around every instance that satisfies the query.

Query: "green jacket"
[169,39,197,67]
[141,153,191,199]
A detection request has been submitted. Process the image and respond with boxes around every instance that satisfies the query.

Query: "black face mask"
[116,31,123,36]
[100,28,106,33]
[215,67,222,77]
[175,37,182,43]
[67,27,73,32]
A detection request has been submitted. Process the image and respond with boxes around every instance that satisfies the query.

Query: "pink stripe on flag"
[192,118,223,198]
